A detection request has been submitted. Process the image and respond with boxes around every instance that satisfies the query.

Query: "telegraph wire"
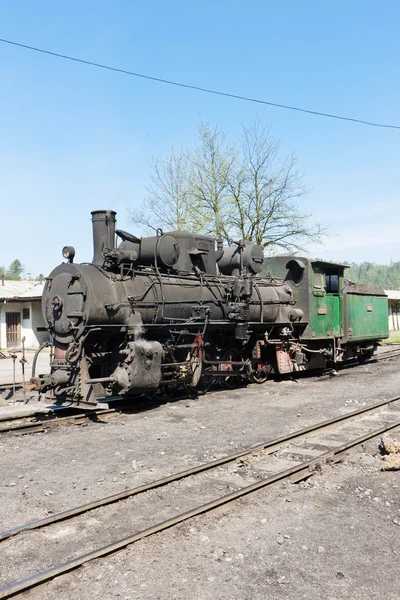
[0,36,399,131]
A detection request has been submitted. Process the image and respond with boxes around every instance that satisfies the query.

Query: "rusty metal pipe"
[162,361,191,367]
[31,342,52,378]
[85,377,115,384]
[168,344,199,349]
[203,360,245,366]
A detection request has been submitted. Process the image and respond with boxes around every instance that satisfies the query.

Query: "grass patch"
[381,335,400,345]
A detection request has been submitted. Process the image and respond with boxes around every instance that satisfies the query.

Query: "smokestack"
[1,274,4,286]
[91,210,117,265]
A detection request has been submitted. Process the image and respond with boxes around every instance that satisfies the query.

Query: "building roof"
[0,280,44,300]
[385,290,400,301]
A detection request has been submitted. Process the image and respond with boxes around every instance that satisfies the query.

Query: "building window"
[22,308,30,320]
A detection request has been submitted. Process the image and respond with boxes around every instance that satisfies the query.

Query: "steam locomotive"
[33,210,388,406]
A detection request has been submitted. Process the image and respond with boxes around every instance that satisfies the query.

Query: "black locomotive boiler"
[34,209,304,405]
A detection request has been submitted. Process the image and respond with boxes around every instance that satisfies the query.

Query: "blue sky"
[0,0,399,276]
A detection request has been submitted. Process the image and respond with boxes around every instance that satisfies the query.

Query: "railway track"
[0,392,193,435]
[0,383,23,392]
[374,346,400,361]
[1,394,400,598]
[0,406,119,435]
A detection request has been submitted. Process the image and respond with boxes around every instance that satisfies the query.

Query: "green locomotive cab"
[263,256,388,371]
[309,261,344,340]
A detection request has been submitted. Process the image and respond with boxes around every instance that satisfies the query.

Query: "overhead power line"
[0,36,399,130]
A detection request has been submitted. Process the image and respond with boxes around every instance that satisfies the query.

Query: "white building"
[0,280,49,350]
[385,290,400,331]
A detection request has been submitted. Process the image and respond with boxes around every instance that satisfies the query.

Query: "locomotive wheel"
[188,348,202,388]
[249,366,270,384]
[219,348,245,389]
[200,351,219,392]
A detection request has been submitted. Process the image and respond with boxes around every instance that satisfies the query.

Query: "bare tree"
[229,117,325,251]
[128,145,195,233]
[129,117,325,251]
[188,121,237,242]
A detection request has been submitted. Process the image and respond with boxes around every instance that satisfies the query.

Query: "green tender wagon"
[263,256,388,370]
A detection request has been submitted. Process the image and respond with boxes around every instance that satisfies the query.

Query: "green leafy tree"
[5,259,24,281]
[346,262,400,289]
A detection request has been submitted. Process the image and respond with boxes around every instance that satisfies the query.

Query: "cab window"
[325,273,339,293]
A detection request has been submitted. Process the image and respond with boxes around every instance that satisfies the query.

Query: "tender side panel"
[310,293,342,338]
[345,293,389,341]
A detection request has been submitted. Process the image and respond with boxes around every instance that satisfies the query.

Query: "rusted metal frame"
[2,414,400,599]
[1,393,400,543]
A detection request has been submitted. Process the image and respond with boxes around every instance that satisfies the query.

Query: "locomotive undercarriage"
[33,325,379,408]
[34,319,343,407]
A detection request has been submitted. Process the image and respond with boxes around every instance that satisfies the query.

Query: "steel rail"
[338,349,400,372]
[1,414,400,599]
[1,393,400,544]
[0,390,196,434]
[0,407,118,435]
[0,403,96,424]
[0,383,23,392]
[376,348,400,360]
[0,409,59,424]
[0,389,198,434]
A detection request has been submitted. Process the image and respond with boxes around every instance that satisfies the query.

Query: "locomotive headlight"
[62,246,75,263]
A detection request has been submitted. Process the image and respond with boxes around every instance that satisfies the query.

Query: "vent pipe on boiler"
[91,210,117,265]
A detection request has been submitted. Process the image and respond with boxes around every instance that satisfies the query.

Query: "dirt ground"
[1,351,400,599]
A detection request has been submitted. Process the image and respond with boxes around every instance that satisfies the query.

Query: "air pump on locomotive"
[33,209,388,406]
